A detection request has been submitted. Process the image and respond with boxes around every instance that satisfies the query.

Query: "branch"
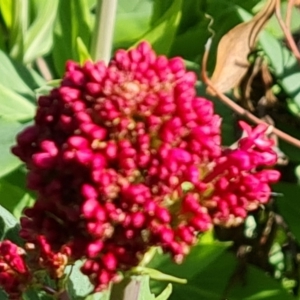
[201,38,300,149]
[285,0,295,32]
[275,0,300,63]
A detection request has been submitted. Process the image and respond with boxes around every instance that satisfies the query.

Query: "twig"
[275,0,300,63]
[42,285,56,295]
[90,0,118,64]
[201,38,300,149]
[285,0,295,32]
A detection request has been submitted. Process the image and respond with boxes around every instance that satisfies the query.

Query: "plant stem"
[275,0,300,63]
[36,57,53,81]
[91,0,118,64]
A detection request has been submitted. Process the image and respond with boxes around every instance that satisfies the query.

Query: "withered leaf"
[235,56,277,111]
[207,0,276,95]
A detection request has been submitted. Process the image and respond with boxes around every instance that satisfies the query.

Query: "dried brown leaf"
[235,56,277,111]
[207,0,276,95]
[236,56,264,111]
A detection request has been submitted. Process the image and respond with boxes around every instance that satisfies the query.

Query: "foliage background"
[1,0,300,299]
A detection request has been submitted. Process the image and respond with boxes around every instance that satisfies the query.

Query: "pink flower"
[0,241,31,299]
[238,120,275,151]
[12,41,279,290]
[201,121,280,226]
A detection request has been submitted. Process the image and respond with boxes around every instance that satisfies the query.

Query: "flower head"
[0,241,31,299]
[12,41,279,290]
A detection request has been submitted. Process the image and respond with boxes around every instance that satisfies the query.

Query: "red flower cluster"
[203,121,280,226]
[11,42,280,291]
[0,241,31,299]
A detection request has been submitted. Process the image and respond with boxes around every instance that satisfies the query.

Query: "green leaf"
[0,289,8,300]
[259,31,292,77]
[84,291,112,300]
[35,79,62,98]
[265,1,300,39]
[84,291,111,300]
[23,288,54,300]
[227,265,295,300]
[114,0,153,49]
[166,0,211,61]
[274,121,300,163]
[52,0,93,75]
[169,19,210,61]
[75,0,93,31]
[0,176,34,219]
[136,0,182,55]
[9,0,28,60]
[166,251,236,300]
[148,242,231,282]
[0,0,13,29]
[1,284,55,300]
[0,48,45,101]
[23,0,59,63]
[65,260,94,298]
[0,120,29,177]
[133,267,186,284]
[149,241,293,300]
[273,183,300,244]
[22,290,43,300]
[76,37,92,65]
[258,29,300,111]
[155,284,172,300]
[0,84,35,121]
[0,204,20,244]
[147,241,232,299]
[111,275,156,300]
[150,0,173,24]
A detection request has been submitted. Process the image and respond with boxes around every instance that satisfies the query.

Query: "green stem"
[91,0,118,64]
